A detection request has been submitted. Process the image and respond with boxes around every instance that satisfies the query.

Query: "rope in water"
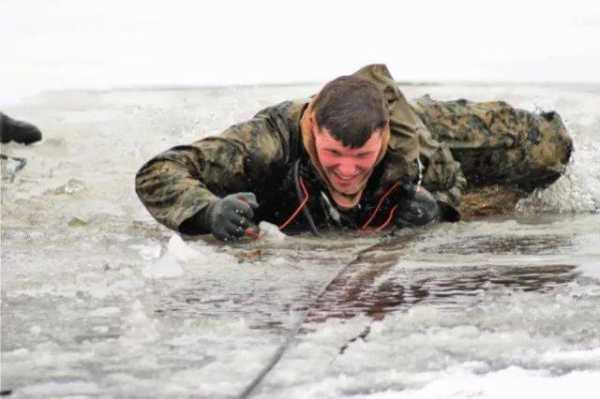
[237,158,425,396]
[235,239,385,399]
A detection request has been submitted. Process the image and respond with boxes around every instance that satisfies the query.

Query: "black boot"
[0,112,42,144]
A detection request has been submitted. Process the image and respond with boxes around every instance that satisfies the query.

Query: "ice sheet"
[2,83,600,398]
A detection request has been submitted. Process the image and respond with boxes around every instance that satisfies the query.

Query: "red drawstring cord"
[371,204,398,232]
[359,182,401,231]
[278,177,310,231]
[250,179,400,238]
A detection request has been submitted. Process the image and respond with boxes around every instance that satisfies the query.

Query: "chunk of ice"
[142,235,202,278]
[49,178,86,195]
[120,300,159,343]
[258,221,287,242]
[143,253,184,278]
[167,234,201,262]
[130,243,162,260]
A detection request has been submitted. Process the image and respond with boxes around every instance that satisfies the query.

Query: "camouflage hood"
[352,64,421,163]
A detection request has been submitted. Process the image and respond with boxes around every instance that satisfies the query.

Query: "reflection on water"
[152,239,368,332]
[432,234,573,255]
[308,263,577,322]
[157,230,579,329]
[307,231,579,322]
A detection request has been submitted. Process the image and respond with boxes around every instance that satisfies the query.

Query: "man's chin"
[326,173,366,195]
[331,183,361,196]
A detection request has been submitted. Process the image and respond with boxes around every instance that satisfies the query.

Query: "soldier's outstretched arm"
[420,138,466,210]
[135,110,289,235]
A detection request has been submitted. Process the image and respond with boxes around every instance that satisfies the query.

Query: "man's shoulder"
[254,98,309,123]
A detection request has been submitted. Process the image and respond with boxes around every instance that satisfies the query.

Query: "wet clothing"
[135,64,572,235]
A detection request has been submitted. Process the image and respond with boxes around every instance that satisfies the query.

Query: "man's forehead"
[317,126,383,151]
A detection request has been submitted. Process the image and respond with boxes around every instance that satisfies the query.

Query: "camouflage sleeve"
[415,116,467,209]
[135,109,289,234]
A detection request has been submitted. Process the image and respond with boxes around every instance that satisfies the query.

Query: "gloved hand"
[204,192,259,241]
[395,184,440,227]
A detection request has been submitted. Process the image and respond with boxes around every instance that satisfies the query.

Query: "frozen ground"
[1,83,599,398]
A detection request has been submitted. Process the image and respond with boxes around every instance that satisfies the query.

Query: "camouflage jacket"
[135,65,572,234]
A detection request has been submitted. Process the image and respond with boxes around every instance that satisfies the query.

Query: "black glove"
[395,184,441,227]
[204,192,259,241]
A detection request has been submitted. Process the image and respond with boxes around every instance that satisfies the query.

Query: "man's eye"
[328,150,341,156]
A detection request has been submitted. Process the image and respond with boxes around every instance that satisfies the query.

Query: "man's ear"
[308,112,319,135]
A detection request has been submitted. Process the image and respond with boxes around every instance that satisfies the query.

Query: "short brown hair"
[312,75,389,148]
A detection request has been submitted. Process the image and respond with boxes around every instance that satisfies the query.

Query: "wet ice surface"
[254,218,600,398]
[2,83,600,398]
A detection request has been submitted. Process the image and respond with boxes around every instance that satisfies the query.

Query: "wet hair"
[312,75,389,148]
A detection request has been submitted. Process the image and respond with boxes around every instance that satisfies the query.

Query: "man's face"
[313,126,383,194]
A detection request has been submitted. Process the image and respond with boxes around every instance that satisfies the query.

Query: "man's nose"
[337,160,359,176]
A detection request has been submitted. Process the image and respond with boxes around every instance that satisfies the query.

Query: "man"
[136,64,572,240]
